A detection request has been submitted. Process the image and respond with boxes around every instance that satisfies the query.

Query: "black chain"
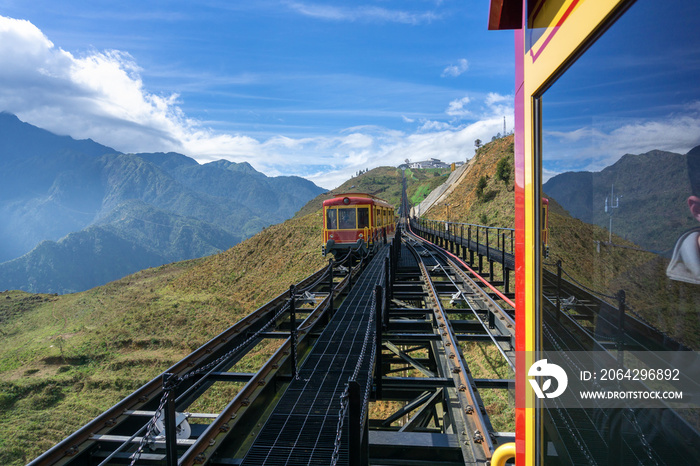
[129,392,170,465]
[330,288,378,465]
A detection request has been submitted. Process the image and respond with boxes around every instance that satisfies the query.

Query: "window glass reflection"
[326,209,337,230]
[540,0,700,463]
[358,208,369,229]
[542,0,700,349]
[338,208,356,229]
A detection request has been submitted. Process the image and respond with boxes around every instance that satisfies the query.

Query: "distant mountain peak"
[0,112,118,161]
[134,151,199,171]
[206,159,260,174]
[687,145,700,156]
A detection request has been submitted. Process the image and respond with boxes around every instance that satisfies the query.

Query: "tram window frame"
[326,208,338,230]
[358,207,369,229]
[338,207,356,230]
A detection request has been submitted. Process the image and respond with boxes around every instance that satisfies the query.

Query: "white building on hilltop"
[407,158,450,169]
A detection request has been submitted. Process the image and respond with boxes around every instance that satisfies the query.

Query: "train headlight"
[343,197,350,205]
[359,233,363,238]
[330,234,334,239]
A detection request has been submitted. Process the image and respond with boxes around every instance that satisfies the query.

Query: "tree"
[495,156,511,184]
[474,139,482,150]
[476,175,488,199]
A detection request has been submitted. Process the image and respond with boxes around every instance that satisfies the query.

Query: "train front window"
[357,208,369,229]
[538,0,700,463]
[326,209,337,230]
[338,208,356,229]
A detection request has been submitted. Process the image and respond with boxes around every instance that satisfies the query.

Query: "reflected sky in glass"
[542,0,700,181]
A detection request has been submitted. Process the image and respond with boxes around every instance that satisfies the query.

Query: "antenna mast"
[605,184,620,244]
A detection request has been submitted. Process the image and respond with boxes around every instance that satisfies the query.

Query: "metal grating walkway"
[240,246,388,465]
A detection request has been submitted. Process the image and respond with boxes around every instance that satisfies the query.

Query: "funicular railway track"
[36,174,698,465]
[32,183,524,465]
[407,190,700,464]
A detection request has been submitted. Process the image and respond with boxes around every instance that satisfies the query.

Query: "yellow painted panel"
[524,0,627,95]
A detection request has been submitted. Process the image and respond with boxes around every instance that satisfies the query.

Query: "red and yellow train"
[322,193,395,257]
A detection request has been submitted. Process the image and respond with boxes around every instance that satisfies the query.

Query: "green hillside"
[0,160,458,463]
[424,135,515,228]
[0,211,327,465]
[295,165,451,217]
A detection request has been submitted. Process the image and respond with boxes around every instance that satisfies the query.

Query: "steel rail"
[430,259,515,372]
[404,235,515,368]
[403,227,515,368]
[413,233,515,332]
[407,221,516,309]
[29,262,339,466]
[407,242,495,462]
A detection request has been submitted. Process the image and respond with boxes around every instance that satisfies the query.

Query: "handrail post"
[468,226,473,264]
[328,259,334,318]
[501,232,507,292]
[375,285,383,399]
[348,381,362,465]
[289,285,298,380]
[163,373,178,466]
[617,290,626,363]
[477,227,482,273]
[486,228,490,260]
[384,257,390,323]
[556,260,562,320]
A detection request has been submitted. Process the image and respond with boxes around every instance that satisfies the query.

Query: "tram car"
[322,193,395,257]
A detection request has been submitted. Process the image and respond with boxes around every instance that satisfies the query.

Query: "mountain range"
[0,113,325,293]
[543,147,698,252]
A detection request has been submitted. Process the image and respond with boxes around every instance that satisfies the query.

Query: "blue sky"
[0,0,515,188]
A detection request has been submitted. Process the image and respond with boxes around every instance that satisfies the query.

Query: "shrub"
[496,156,511,184]
[476,176,488,199]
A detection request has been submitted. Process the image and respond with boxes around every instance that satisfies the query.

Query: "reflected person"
[667,148,700,284]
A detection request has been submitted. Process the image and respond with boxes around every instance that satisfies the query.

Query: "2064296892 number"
[599,368,680,381]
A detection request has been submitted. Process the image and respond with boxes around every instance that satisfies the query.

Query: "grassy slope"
[425,136,515,227]
[0,212,327,465]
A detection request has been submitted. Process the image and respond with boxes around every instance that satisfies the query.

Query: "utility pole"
[605,184,620,244]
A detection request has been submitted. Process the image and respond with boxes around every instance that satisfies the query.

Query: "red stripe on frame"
[529,0,581,62]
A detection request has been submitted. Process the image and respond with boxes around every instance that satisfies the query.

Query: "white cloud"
[446,96,472,117]
[0,15,512,189]
[441,58,468,77]
[485,92,508,106]
[543,108,700,178]
[284,2,439,24]
[418,119,453,132]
